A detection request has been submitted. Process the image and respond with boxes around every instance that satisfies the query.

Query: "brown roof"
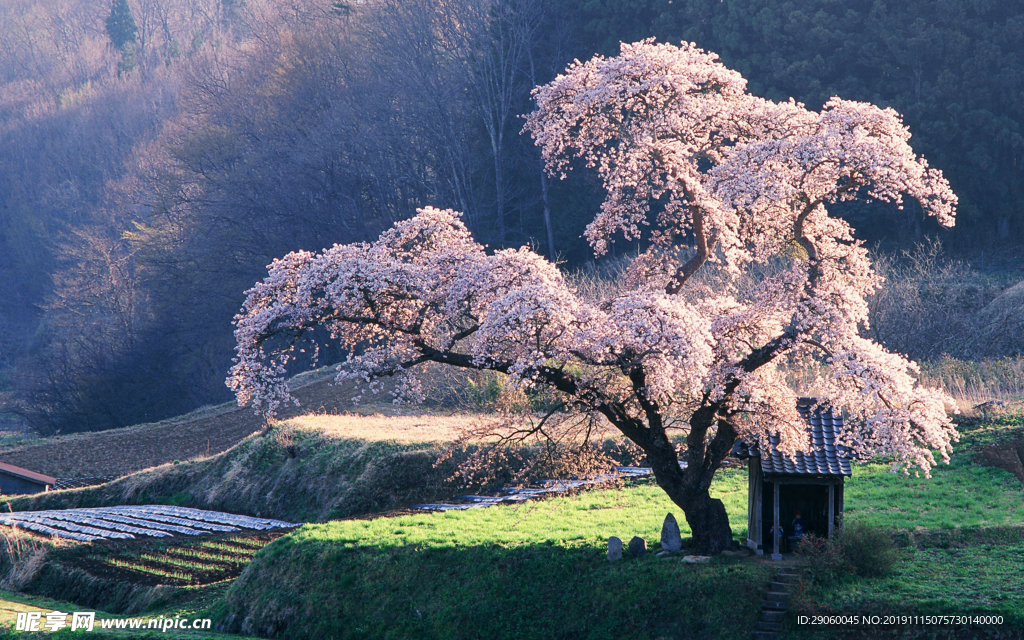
[0,461,57,485]
[731,397,852,477]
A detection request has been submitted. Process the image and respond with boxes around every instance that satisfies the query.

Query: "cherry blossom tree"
[227,40,959,555]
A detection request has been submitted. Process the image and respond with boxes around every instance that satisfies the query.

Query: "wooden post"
[747,463,755,549]
[772,481,781,560]
[827,483,835,537]
[748,458,763,552]
[752,459,762,551]
[837,481,844,528]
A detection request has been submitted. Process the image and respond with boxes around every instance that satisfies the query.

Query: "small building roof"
[731,397,852,477]
[0,461,57,486]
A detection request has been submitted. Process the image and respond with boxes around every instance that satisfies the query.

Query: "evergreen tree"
[105,0,138,51]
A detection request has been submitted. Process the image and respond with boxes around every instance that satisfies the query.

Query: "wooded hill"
[1,0,1022,435]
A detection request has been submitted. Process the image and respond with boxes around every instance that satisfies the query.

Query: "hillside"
[0,372,468,478]
[0,404,1022,637]
[6,0,1024,441]
[218,474,772,640]
[2,418,488,524]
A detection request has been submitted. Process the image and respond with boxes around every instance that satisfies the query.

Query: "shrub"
[798,534,847,585]
[441,438,646,492]
[838,521,898,577]
[798,522,898,583]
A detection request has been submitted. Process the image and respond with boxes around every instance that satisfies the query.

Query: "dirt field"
[0,373,483,478]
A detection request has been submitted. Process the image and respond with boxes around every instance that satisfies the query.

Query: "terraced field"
[65,531,289,588]
[0,505,299,542]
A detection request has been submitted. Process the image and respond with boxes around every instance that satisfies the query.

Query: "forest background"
[2,0,1023,435]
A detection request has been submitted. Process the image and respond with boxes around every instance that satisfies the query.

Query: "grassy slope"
[0,588,248,639]
[216,469,773,640]
[795,542,1024,631]
[3,388,1023,638]
[3,425,464,524]
[844,460,1024,531]
[215,418,1024,639]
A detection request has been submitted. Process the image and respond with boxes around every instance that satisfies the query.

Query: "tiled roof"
[731,397,852,477]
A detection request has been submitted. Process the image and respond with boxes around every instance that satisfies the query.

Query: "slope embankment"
[2,418,487,523]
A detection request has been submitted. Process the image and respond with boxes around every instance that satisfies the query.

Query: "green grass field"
[797,542,1024,626]
[843,459,1024,531]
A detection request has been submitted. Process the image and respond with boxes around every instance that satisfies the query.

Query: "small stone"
[683,555,711,564]
[628,536,647,557]
[656,550,674,559]
[721,549,737,557]
[607,536,623,561]
[660,513,683,552]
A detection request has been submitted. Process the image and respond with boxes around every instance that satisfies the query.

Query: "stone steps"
[752,567,799,640]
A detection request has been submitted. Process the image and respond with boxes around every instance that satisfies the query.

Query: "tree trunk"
[493,146,506,244]
[636,405,737,555]
[649,466,736,555]
[540,166,555,261]
[674,489,734,555]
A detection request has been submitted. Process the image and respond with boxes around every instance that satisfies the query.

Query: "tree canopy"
[228,41,959,554]
[571,0,1024,247]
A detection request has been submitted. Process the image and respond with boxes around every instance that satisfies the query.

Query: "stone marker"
[683,555,711,564]
[628,536,647,558]
[607,536,623,561]
[660,513,682,552]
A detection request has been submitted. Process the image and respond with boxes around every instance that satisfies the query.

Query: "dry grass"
[0,529,54,591]
[0,355,624,478]
[280,413,506,444]
[919,356,1024,412]
[767,356,1024,417]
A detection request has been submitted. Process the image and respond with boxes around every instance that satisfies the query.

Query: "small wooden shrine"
[731,398,852,560]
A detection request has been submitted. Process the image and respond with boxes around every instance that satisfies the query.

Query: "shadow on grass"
[217,537,773,640]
